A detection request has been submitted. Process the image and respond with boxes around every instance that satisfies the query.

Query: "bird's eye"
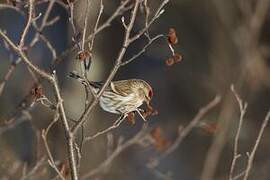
[148,90,153,99]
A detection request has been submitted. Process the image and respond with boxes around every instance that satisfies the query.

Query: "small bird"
[69,72,153,121]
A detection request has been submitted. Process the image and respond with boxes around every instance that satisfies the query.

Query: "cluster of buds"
[76,50,91,62]
[165,28,183,66]
[165,53,182,66]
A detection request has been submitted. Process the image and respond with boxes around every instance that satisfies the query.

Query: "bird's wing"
[110,80,133,96]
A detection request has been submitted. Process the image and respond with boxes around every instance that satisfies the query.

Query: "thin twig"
[88,0,104,52]
[229,85,247,180]
[129,0,168,43]
[42,131,65,180]
[0,110,32,135]
[20,157,46,180]
[81,0,90,51]
[52,0,132,65]
[19,0,34,49]
[0,0,57,96]
[40,106,65,180]
[120,34,164,66]
[0,17,78,180]
[84,115,126,142]
[0,30,53,81]
[148,95,221,168]
[0,58,20,96]
[81,124,148,179]
[243,109,270,180]
[164,96,221,158]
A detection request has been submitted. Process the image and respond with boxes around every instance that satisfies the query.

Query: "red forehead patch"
[148,89,153,98]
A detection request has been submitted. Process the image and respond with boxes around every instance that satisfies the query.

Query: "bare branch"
[129,0,168,43]
[81,0,90,51]
[120,34,164,66]
[229,85,248,180]
[42,130,65,180]
[88,0,104,52]
[0,110,32,135]
[81,124,148,179]
[0,3,24,15]
[0,30,53,81]
[243,109,270,180]
[20,157,46,180]
[147,95,221,169]
[52,0,132,65]
[19,0,34,49]
[0,58,20,96]
[0,15,78,180]
[84,115,126,142]
[163,95,221,158]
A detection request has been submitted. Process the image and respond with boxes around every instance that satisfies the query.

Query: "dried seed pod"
[167,28,178,45]
[165,58,174,66]
[141,104,158,118]
[31,85,43,98]
[173,53,183,62]
[127,111,136,125]
[76,50,91,61]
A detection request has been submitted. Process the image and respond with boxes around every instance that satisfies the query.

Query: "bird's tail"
[68,71,85,83]
[68,71,101,89]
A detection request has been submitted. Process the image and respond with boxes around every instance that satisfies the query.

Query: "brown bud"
[165,58,174,66]
[167,28,178,45]
[150,127,162,140]
[142,104,158,118]
[31,85,43,98]
[173,53,182,62]
[127,112,136,125]
[76,50,91,61]
[150,127,170,151]
[58,162,69,178]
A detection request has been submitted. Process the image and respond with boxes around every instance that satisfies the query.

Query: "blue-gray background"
[0,0,270,179]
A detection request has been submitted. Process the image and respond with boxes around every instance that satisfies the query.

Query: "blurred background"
[0,0,270,179]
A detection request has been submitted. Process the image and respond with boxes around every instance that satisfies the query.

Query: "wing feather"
[110,80,133,96]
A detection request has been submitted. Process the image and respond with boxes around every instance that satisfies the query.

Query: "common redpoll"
[69,72,153,121]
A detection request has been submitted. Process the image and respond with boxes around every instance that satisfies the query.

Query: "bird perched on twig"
[69,72,154,122]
